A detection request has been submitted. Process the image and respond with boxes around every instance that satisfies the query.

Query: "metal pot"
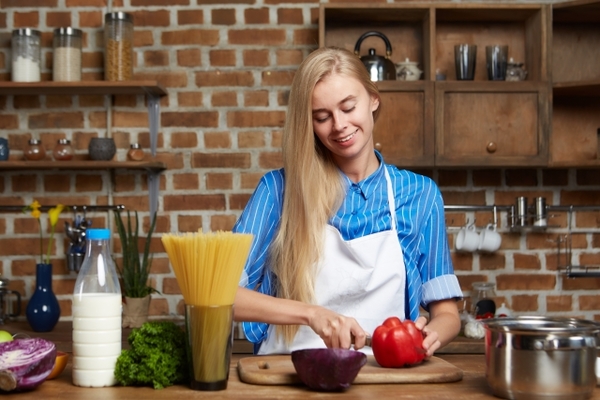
[483,316,600,400]
[354,31,396,81]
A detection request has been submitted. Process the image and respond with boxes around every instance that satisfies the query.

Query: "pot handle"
[354,31,393,59]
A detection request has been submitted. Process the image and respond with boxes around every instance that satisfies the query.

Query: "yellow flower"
[23,201,66,265]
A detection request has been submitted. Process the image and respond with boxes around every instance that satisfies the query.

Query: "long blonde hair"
[270,47,381,342]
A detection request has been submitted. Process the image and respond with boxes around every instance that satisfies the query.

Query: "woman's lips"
[335,130,357,144]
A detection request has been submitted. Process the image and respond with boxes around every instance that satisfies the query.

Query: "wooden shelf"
[0,160,166,173]
[553,80,600,97]
[0,80,166,97]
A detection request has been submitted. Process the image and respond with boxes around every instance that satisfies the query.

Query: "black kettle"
[354,31,396,81]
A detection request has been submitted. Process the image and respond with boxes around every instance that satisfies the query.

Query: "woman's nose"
[332,113,347,132]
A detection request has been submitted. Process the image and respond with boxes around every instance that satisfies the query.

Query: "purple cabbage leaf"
[0,338,56,392]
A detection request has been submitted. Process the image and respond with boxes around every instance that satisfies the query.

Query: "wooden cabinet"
[319,3,551,167]
[550,0,600,167]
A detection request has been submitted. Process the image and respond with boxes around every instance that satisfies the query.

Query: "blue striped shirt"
[233,152,462,345]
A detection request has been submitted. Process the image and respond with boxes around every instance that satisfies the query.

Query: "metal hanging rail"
[0,204,125,212]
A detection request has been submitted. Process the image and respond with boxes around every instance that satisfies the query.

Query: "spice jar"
[53,27,82,82]
[470,282,496,316]
[11,28,41,82]
[53,138,74,161]
[127,143,144,161]
[24,139,46,161]
[104,12,134,81]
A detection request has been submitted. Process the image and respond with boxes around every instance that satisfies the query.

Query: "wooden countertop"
[2,321,599,399]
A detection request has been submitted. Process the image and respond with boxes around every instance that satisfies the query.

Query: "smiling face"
[311,72,380,171]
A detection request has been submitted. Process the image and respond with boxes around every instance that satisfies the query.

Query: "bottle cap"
[87,228,110,240]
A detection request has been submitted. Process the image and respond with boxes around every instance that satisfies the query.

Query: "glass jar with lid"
[11,28,41,82]
[53,139,74,161]
[53,27,82,82]
[104,12,134,81]
[24,139,46,161]
[470,282,496,315]
[127,143,144,161]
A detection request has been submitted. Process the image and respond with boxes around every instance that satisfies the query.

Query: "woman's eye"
[314,115,329,123]
[343,106,355,114]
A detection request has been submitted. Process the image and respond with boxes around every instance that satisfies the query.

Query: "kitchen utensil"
[396,58,422,81]
[237,354,463,386]
[486,45,508,81]
[533,196,547,227]
[455,223,478,252]
[478,223,501,252]
[471,282,496,315]
[506,58,528,81]
[483,316,600,400]
[454,44,477,80]
[514,196,529,226]
[354,31,396,81]
[0,277,21,324]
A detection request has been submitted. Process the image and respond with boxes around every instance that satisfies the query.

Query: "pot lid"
[483,316,600,335]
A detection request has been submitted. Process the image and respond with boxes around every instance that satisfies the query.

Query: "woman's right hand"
[307,305,369,350]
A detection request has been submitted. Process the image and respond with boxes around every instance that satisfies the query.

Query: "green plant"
[114,210,157,298]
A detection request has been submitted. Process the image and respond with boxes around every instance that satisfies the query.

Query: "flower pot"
[88,137,116,161]
[122,295,151,328]
[26,263,61,332]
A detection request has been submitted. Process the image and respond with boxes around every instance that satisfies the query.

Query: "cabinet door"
[435,82,549,167]
[374,81,434,167]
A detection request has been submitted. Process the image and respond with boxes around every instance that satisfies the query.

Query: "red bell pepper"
[371,316,426,368]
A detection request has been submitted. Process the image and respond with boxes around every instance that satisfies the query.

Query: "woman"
[233,47,462,356]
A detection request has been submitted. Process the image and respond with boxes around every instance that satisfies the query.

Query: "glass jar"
[11,28,41,82]
[127,143,144,161]
[104,12,134,81]
[470,282,496,315]
[24,139,46,161]
[53,27,82,82]
[53,138,74,161]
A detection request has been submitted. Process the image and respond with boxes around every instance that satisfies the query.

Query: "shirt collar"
[341,150,385,200]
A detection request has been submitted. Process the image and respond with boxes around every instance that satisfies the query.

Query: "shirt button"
[352,185,361,193]
[351,211,357,215]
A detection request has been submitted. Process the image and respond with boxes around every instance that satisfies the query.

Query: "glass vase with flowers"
[22,200,65,332]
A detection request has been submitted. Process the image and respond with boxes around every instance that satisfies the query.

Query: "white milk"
[72,293,122,387]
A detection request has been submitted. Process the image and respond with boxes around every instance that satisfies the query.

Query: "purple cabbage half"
[291,348,367,391]
[0,338,56,392]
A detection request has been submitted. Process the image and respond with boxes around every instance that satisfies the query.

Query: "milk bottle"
[72,228,122,387]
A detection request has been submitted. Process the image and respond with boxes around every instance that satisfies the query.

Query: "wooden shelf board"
[553,0,600,22]
[0,160,166,172]
[0,80,167,97]
[553,80,600,97]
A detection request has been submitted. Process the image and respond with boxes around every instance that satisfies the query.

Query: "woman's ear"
[371,95,380,112]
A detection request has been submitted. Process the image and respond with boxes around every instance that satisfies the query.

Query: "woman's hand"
[307,305,369,350]
[414,299,461,357]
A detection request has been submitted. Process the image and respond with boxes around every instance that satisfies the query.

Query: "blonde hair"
[270,47,381,343]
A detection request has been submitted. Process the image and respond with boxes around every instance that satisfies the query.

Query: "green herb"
[115,321,189,389]
[113,210,158,298]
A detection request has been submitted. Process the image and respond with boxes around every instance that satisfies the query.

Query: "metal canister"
[53,27,82,81]
[533,196,547,227]
[514,196,528,226]
[104,12,134,81]
[11,28,41,82]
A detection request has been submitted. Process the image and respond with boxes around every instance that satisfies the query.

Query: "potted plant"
[113,209,157,328]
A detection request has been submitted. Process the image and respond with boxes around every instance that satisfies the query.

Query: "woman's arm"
[415,298,461,356]
[234,287,370,349]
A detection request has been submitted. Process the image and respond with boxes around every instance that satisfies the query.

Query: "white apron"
[258,168,406,355]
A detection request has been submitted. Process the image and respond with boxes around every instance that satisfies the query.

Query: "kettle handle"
[354,31,393,58]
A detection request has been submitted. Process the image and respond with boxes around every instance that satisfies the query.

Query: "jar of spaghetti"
[53,138,74,161]
[104,12,133,81]
[11,28,41,82]
[24,139,46,161]
[53,27,82,82]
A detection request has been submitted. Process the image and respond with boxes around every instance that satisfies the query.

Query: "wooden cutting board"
[237,355,463,385]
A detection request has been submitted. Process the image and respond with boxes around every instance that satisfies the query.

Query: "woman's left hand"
[414,316,441,357]
[413,299,461,357]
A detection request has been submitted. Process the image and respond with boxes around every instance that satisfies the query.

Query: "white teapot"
[396,58,422,81]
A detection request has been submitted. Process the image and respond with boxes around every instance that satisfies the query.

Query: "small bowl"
[47,351,68,380]
[291,348,367,391]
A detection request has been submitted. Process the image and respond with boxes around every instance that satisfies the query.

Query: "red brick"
[479,253,505,271]
[144,50,169,67]
[212,9,236,25]
[293,28,318,45]
[210,215,237,231]
[44,175,71,192]
[276,49,304,66]
[562,277,600,290]
[29,112,84,129]
[131,0,189,5]
[277,8,303,24]
[243,49,270,67]
[14,96,41,109]
[177,215,202,232]
[113,112,148,128]
[514,253,541,270]
[211,91,237,107]
[132,9,170,27]
[262,70,294,86]
[239,131,266,148]
[149,297,170,316]
[205,132,232,149]
[210,50,236,67]
[227,110,285,128]
[496,274,556,290]
[162,112,218,128]
[75,174,103,192]
[177,49,201,67]
[244,90,269,107]
[67,0,106,6]
[192,153,250,169]
[162,277,182,295]
[229,193,251,210]
[177,92,203,107]
[511,295,539,312]
[547,295,572,312]
[195,71,254,87]
[206,173,233,190]
[78,11,103,27]
[14,11,39,28]
[0,115,18,129]
[161,29,219,46]
[542,169,568,186]
[178,9,203,25]
[46,11,71,27]
[580,295,600,311]
[259,151,283,169]
[438,170,468,187]
[228,29,286,45]
[241,172,263,190]
[245,8,269,24]
[171,132,198,148]
[473,169,502,187]
[164,194,226,211]
[173,173,199,190]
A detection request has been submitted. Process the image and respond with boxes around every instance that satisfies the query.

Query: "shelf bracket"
[147,171,159,217]
[147,95,160,156]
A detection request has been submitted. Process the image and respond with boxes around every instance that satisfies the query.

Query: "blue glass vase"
[26,263,61,332]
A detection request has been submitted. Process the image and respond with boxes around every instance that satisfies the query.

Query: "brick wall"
[1,0,599,325]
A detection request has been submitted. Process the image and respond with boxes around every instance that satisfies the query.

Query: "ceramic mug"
[478,223,502,253]
[456,223,479,252]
